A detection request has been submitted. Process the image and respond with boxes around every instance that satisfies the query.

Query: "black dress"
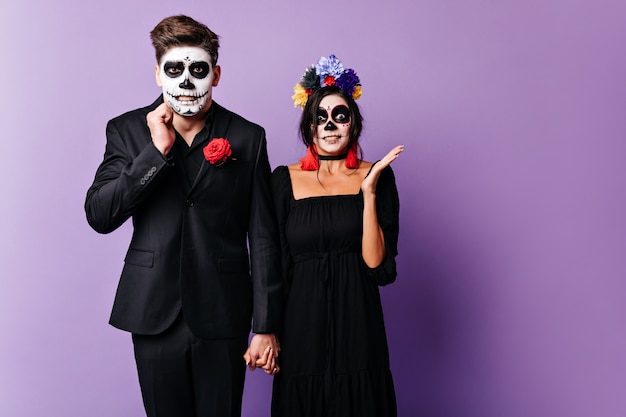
[271,165,399,417]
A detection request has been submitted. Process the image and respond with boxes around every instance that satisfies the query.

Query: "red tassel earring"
[345,142,359,168]
[300,144,319,171]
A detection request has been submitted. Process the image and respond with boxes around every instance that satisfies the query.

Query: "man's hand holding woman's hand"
[243,333,281,376]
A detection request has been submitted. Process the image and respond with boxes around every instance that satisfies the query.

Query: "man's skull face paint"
[158,47,215,117]
[314,95,352,154]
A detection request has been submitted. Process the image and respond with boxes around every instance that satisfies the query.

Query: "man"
[85,15,281,417]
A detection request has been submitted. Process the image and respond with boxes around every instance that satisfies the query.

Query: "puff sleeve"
[364,165,400,286]
[271,166,295,298]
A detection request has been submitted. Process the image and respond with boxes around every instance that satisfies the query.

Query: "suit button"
[185,200,195,207]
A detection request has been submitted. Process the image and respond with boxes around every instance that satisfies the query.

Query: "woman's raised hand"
[361,145,404,195]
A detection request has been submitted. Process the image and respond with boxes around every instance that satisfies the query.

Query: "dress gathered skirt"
[271,165,399,417]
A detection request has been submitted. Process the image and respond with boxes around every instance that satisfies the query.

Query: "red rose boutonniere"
[203,138,235,167]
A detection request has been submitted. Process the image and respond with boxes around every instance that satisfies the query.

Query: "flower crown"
[292,54,362,108]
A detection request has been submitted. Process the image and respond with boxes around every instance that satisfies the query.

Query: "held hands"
[146,103,176,156]
[361,145,404,195]
[243,333,281,376]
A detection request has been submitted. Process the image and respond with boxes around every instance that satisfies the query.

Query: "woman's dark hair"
[299,86,364,149]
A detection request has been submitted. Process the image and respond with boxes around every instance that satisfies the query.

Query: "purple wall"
[2,1,625,416]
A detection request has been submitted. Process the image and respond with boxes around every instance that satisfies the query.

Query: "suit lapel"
[188,102,232,194]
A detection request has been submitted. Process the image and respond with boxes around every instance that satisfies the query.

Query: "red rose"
[203,138,233,165]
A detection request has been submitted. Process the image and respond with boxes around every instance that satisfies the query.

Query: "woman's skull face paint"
[314,95,352,153]
[158,46,215,117]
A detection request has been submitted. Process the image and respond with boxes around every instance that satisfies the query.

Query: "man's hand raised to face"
[147,103,176,156]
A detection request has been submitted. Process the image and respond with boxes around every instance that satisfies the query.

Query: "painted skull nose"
[179,78,194,89]
[324,121,337,131]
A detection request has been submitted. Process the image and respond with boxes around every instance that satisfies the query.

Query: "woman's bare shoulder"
[286,163,304,176]
[359,160,373,169]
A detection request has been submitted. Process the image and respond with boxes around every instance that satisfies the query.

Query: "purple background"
[1,1,625,416]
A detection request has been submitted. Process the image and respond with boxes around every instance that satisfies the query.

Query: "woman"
[267,55,403,417]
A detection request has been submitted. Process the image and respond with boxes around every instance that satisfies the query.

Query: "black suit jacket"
[85,97,282,338]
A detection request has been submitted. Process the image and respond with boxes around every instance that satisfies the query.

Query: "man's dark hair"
[150,15,220,66]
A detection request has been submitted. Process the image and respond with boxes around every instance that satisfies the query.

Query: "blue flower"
[315,54,345,78]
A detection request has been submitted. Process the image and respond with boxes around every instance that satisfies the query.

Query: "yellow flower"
[292,84,309,108]
[352,85,362,100]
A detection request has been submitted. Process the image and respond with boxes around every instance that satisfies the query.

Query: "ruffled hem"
[272,367,397,417]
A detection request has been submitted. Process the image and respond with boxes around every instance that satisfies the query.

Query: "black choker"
[318,153,348,161]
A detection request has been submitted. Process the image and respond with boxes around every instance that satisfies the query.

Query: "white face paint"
[314,95,352,155]
[158,46,216,117]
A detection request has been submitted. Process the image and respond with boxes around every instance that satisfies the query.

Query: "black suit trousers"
[132,313,248,417]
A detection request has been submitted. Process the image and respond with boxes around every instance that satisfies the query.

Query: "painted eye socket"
[189,62,210,79]
[331,105,350,124]
[316,108,329,125]
[163,62,185,78]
